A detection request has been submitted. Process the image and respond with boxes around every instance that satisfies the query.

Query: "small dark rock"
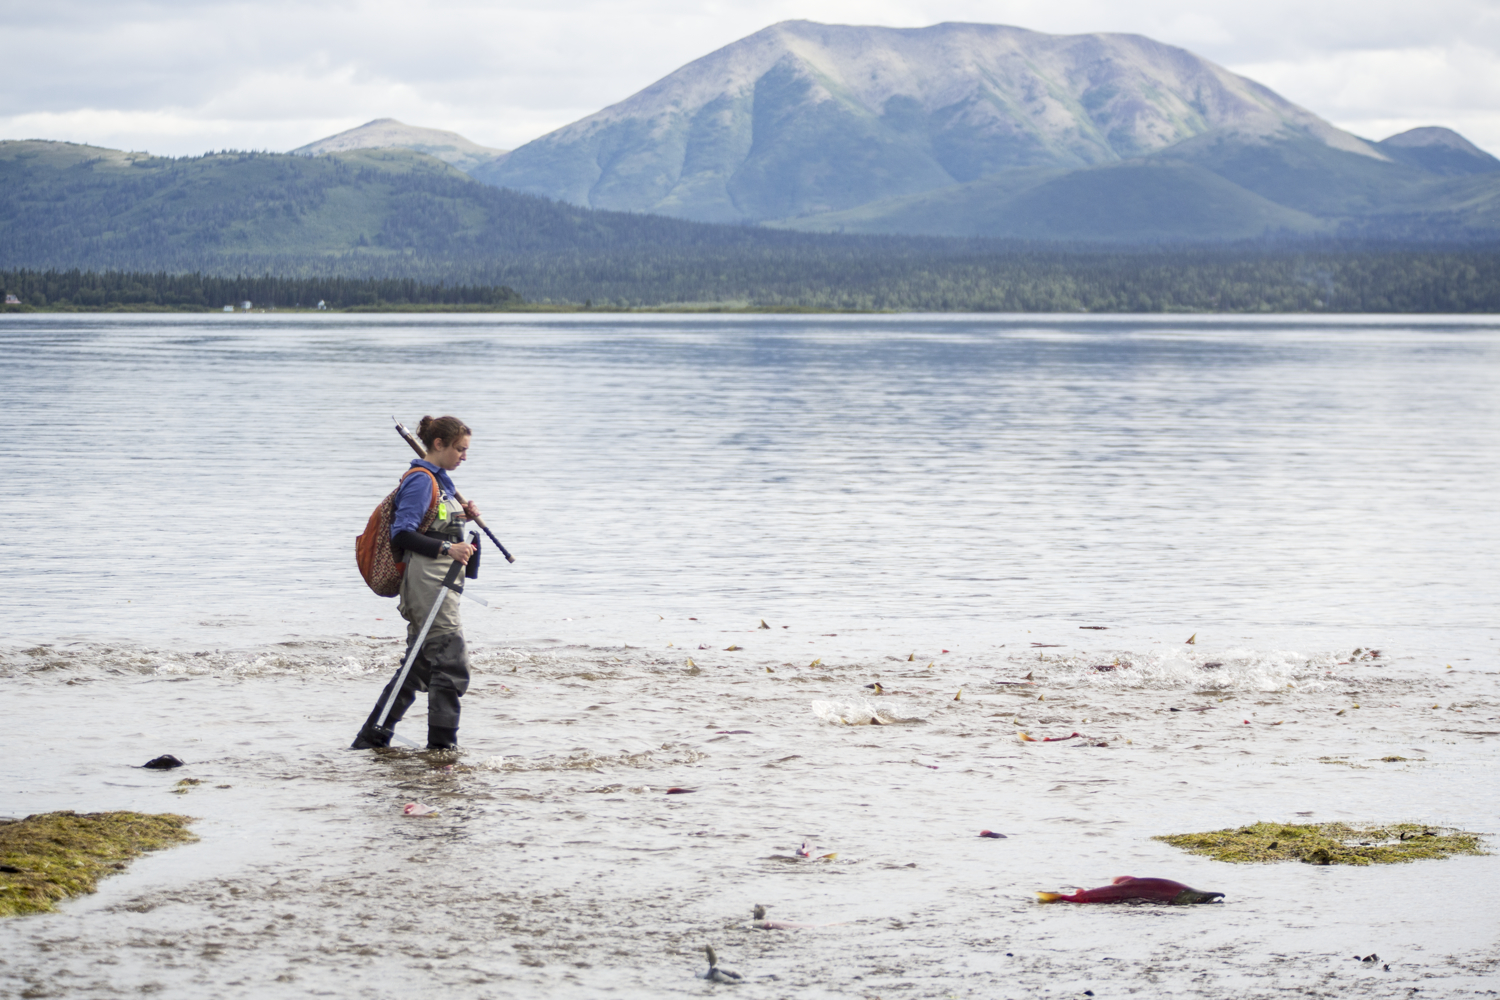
[143,755,185,770]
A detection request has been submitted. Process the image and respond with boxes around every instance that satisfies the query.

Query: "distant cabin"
[222,305,234,312]
[240,301,252,311]
[4,294,19,305]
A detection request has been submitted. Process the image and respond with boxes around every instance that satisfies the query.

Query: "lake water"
[1,313,1498,998]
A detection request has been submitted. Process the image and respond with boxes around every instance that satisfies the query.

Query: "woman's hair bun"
[417,415,471,450]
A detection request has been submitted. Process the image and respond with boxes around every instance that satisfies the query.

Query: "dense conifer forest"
[0,270,520,310]
[4,248,1498,312]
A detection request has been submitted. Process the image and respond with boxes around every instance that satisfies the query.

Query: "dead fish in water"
[402,802,438,816]
[770,842,837,861]
[750,903,845,930]
[794,841,838,859]
[142,755,185,769]
[665,787,696,794]
[1018,731,1080,743]
[701,945,744,983]
[979,830,1008,839]
[1037,876,1224,905]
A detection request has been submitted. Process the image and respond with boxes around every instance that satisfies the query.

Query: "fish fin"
[819,852,838,860]
[1035,892,1064,902]
[1111,876,1137,884]
[1019,732,1037,741]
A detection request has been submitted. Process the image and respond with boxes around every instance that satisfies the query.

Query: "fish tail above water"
[1035,891,1068,902]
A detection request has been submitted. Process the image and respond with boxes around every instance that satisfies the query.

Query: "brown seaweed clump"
[1155,821,1487,865]
[0,811,197,917]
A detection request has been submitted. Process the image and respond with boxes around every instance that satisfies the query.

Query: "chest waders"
[353,504,478,749]
[369,549,468,745]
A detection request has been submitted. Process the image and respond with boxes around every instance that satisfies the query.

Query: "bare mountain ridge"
[474,20,1389,224]
[279,23,1500,241]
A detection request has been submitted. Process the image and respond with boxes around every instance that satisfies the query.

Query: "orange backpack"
[355,466,440,597]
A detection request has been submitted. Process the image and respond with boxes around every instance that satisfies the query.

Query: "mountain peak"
[1381,126,1486,152]
[1376,126,1500,176]
[476,20,1381,223]
[291,119,507,173]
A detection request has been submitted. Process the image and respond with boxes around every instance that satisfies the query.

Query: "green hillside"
[775,161,1327,240]
[0,140,823,273]
[4,139,1500,313]
[778,131,1500,240]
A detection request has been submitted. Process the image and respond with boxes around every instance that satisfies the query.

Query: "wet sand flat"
[2,626,1496,998]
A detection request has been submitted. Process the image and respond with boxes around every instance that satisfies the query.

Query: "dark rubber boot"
[427,725,458,750]
[350,726,392,750]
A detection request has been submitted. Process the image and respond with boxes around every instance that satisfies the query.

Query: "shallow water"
[1,314,1498,998]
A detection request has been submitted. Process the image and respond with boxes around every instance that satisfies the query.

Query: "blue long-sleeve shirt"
[391,459,456,538]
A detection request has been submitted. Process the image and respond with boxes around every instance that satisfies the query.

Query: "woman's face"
[429,434,470,471]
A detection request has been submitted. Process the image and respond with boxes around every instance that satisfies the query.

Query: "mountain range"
[299,21,1500,242]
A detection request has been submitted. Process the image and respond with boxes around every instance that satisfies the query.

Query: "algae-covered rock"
[1155,821,1486,865]
[0,810,197,916]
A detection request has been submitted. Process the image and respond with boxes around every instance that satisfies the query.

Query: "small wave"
[0,640,403,680]
[475,743,706,773]
[0,639,573,681]
[1009,646,1348,693]
[810,698,923,726]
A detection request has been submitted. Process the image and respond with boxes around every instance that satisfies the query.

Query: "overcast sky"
[3,0,1498,157]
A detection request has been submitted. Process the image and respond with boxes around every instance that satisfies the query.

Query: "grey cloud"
[3,0,1498,155]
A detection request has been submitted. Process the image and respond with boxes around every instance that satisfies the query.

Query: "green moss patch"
[0,811,197,916]
[1156,821,1487,865]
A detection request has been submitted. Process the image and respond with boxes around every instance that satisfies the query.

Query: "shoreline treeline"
[4,249,1499,313]
[0,270,522,310]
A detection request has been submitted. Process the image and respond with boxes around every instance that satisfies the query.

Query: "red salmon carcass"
[1037,876,1223,905]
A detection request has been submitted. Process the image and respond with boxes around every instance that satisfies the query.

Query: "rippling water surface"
[1,313,1497,998]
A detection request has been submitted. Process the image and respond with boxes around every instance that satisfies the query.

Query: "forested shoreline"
[0,270,522,310]
[4,248,1500,313]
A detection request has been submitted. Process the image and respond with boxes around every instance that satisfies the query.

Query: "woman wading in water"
[353,415,481,750]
